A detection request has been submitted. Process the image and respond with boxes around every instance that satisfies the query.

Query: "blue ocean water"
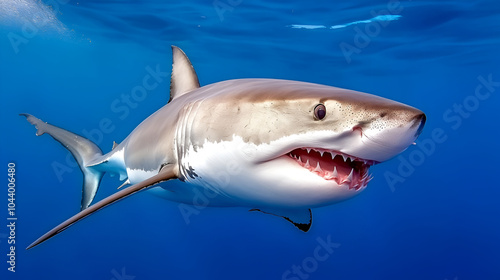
[1,0,499,279]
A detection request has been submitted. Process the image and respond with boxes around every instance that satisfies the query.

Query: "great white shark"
[22,46,425,249]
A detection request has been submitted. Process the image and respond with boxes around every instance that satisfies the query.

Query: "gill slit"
[177,100,204,181]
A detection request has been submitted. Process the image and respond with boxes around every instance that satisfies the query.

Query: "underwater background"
[1,0,499,279]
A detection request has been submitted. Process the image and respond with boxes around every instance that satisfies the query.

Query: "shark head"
[177,79,425,209]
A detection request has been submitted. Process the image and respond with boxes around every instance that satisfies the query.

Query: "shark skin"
[22,46,426,249]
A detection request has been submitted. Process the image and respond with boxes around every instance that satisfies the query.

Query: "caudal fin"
[21,113,104,210]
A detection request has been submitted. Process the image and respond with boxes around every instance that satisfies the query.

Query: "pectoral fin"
[26,165,177,250]
[250,208,312,232]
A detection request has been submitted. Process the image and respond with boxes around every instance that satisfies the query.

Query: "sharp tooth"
[298,156,301,162]
[319,150,324,157]
[329,151,335,158]
[314,162,322,172]
[361,173,372,184]
[341,154,347,161]
[306,148,311,153]
[332,166,338,178]
[346,168,354,182]
[305,159,310,168]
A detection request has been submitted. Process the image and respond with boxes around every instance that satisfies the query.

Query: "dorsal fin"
[112,141,118,150]
[169,46,200,102]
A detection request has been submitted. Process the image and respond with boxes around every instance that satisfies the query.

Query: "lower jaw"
[317,172,369,191]
[337,180,367,191]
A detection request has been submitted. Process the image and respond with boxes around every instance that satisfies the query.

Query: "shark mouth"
[287,148,376,190]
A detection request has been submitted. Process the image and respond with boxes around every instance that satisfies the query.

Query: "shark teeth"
[313,162,322,172]
[324,171,334,180]
[344,168,354,183]
[287,147,376,191]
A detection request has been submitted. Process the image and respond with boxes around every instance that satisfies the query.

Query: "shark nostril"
[352,125,363,137]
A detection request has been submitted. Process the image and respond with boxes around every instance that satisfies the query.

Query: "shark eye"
[314,104,326,120]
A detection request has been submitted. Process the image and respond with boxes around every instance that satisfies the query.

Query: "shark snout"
[412,113,426,138]
[342,105,426,163]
